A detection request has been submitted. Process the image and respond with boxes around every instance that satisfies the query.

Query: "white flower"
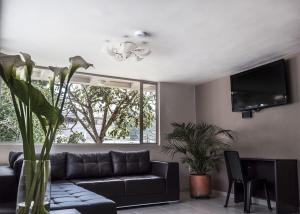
[15,67,27,81]
[69,56,93,70]
[0,52,25,82]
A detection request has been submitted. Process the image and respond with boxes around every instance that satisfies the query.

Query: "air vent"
[32,70,42,79]
[106,81,132,89]
[71,75,91,84]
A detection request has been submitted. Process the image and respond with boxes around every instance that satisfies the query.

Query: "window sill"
[0,143,160,147]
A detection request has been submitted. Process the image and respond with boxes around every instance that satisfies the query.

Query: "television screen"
[230,59,288,112]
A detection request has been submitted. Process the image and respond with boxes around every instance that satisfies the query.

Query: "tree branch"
[71,108,98,143]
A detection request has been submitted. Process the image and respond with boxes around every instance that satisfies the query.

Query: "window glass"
[0,73,158,144]
[143,83,157,143]
[60,79,140,144]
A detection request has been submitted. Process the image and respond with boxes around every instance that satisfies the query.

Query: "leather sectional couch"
[0,150,180,214]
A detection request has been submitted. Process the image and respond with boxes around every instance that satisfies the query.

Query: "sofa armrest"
[151,161,180,201]
[0,166,18,203]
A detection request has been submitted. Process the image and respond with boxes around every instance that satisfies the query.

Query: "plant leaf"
[11,78,64,127]
[163,122,234,174]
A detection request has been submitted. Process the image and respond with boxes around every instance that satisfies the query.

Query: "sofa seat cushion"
[111,150,151,176]
[0,165,15,177]
[67,153,113,179]
[118,175,166,195]
[71,178,125,197]
[51,181,116,214]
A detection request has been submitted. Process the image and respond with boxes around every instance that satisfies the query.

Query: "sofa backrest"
[49,152,67,180]
[8,151,23,168]
[66,152,113,179]
[111,150,151,176]
[9,150,151,180]
[9,151,67,181]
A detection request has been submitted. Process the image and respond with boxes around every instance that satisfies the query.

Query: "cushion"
[66,153,113,179]
[111,151,150,176]
[119,175,165,195]
[13,154,24,178]
[51,181,116,214]
[49,152,67,180]
[8,151,22,168]
[72,178,125,197]
[12,153,67,181]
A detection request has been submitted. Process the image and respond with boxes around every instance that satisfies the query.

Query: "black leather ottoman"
[51,182,116,214]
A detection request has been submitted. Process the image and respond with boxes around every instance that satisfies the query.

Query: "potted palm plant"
[162,122,234,198]
[0,52,92,214]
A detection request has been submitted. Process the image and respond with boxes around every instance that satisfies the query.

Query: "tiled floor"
[118,194,274,214]
[0,194,275,214]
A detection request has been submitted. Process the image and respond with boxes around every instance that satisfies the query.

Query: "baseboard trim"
[212,190,276,207]
[117,200,180,209]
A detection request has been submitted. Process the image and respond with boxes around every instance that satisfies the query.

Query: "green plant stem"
[41,80,71,160]
[17,161,50,214]
[11,94,28,155]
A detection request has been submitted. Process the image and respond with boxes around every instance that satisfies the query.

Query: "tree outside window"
[0,75,158,144]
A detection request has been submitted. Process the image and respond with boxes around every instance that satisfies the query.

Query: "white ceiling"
[1,0,300,84]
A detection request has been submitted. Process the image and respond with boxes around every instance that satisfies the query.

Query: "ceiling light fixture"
[134,30,150,37]
[106,31,151,62]
[106,41,151,61]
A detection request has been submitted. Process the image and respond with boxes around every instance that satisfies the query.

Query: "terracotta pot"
[189,174,211,198]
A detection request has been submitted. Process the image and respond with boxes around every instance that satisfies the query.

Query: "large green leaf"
[11,78,64,127]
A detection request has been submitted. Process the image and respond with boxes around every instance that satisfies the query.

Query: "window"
[0,72,158,144]
[143,83,157,143]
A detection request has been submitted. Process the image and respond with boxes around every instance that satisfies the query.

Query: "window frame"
[73,72,159,145]
[0,71,159,145]
[0,72,159,145]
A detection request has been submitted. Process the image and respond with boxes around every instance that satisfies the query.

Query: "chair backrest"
[224,151,245,182]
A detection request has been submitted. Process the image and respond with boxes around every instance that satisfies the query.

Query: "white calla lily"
[69,56,93,70]
[0,51,93,214]
[15,67,27,81]
[49,66,69,90]
[0,53,25,82]
[69,56,93,79]
[49,66,69,77]
[20,52,35,66]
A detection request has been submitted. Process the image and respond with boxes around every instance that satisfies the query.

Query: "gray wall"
[195,53,300,192]
[0,82,195,191]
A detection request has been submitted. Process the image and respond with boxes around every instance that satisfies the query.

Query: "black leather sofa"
[0,150,180,214]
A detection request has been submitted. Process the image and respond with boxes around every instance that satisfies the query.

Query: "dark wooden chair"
[223,151,272,213]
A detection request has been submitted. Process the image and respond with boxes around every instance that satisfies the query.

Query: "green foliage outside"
[66,84,156,144]
[0,80,156,144]
[0,80,50,143]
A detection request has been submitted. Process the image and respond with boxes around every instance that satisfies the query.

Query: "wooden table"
[50,209,81,214]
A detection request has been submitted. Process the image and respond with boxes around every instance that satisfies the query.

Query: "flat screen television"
[230,59,288,112]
